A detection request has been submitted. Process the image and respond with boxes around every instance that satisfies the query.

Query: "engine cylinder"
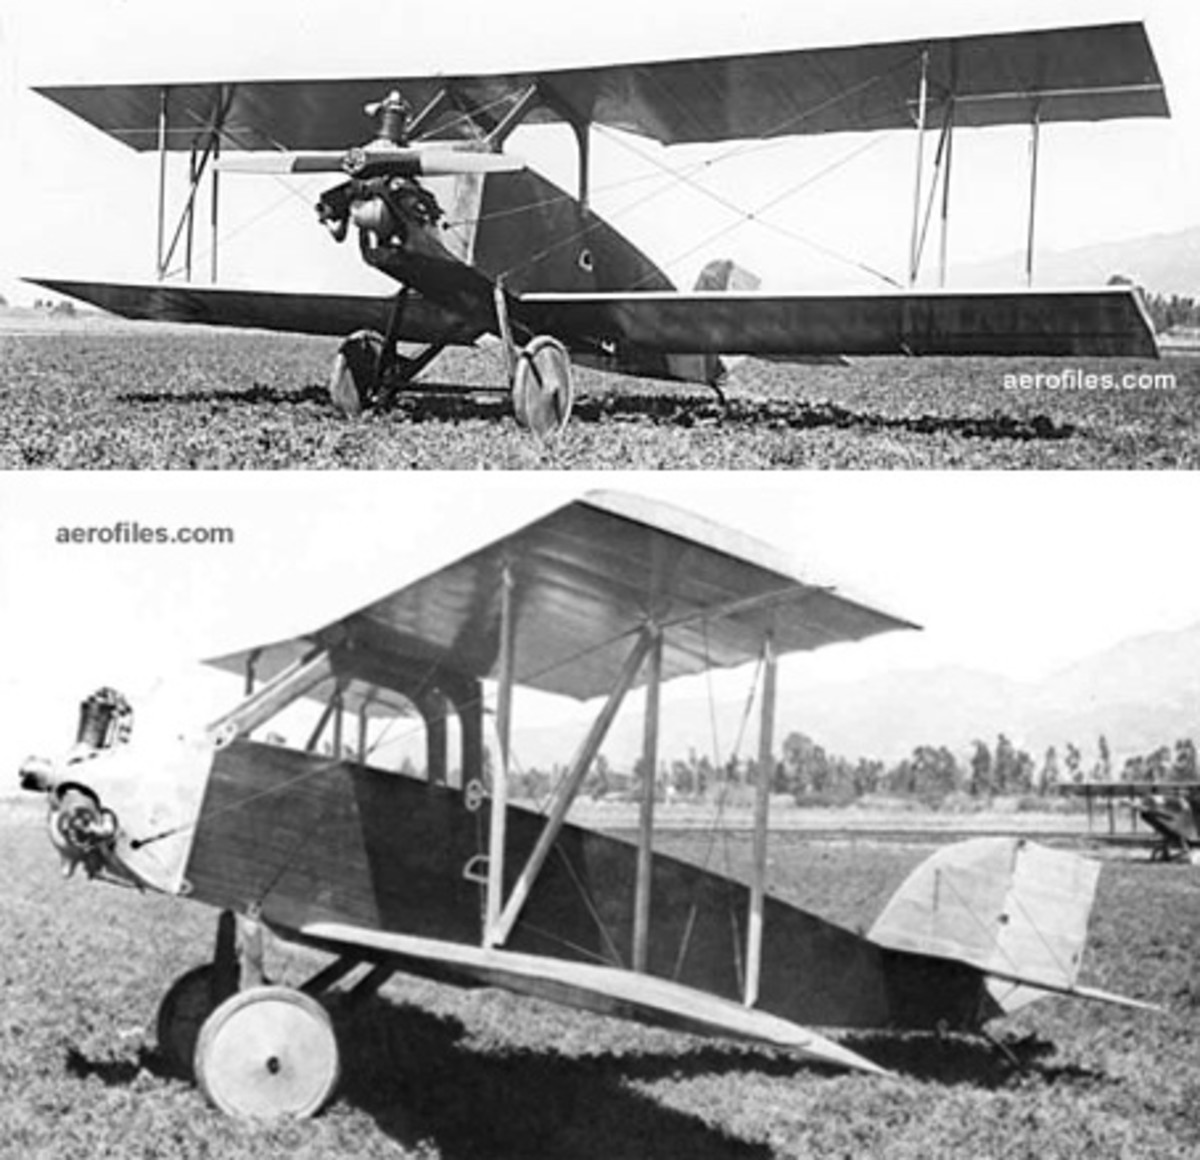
[76,687,132,750]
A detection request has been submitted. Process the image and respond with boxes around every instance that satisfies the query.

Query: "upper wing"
[208,489,915,702]
[36,22,1166,151]
[516,286,1160,362]
[24,278,484,345]
[1059,781,1197,798]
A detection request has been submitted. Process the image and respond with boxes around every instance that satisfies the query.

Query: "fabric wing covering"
[24,279,483,345]
[208,490,916,702]
[519,287,1160,360]
[36,22,1166,152]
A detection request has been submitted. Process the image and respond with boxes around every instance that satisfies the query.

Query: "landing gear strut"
[328,331,445,417]
[494,283,574,438]
[328,289,444,417]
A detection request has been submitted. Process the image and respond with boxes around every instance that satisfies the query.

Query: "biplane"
[1063,780,1200,862]
[28,19,1168,433]
[19,491,1153,1120]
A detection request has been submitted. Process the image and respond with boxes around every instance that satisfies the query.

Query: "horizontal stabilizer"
[518,286,1159,361]
[985,971,1162,1014]
[868,838,1100,999]
[24,278,484,345]
[302,921,889,1075]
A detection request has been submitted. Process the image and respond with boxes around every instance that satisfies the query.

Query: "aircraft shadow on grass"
[115,384,337,408]
[839,1030,1107,1090]
[64,998,776,1160]
[113,382,1077,442]
[330,999,779,1160]
[62,999,1109,1158]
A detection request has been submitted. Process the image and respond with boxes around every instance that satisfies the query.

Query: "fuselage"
[22,685,998,1038]
[323,166,717,383]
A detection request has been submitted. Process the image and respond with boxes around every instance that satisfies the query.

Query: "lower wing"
[30,279,1158,388]
[517,286,1160,363]
[299,921,888,1075]
[24,278,484,346]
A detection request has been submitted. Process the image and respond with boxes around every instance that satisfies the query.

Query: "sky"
[4,471,1200,779]
[2,0,1199,305]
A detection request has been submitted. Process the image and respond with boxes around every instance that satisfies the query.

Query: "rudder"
[866,837,1100,1014]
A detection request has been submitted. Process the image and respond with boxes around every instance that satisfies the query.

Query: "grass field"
[3,805,1199,1159]
[2,322,1197,468]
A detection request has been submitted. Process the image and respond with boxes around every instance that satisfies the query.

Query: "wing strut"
[153,86,231,283]
[156,87,169,281]
[907,48,930,287]
[908,51,959,289]
[632,628,664,972]
[1026,104,1043,286]
[206,648,334,746]
[489,628,655,948]
[744,634,777,1007]
[484,560,517,946]
[938,92,956,287]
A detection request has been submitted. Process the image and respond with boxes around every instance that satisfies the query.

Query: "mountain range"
[952,224,1200,298]
[512,621,1200,775]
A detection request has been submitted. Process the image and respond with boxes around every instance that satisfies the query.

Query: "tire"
[329,330,384,417]
[156,964,229,1081]
[511,335,573,436]
[194,985,340,1119]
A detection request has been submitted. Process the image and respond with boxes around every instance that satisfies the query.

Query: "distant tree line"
[1119,738,1199,784]
[778,732,1043,804]
[501,728,1200,807]
[1107,275,1200,333]
[28,298,77,316]
[1144,294,1200,334]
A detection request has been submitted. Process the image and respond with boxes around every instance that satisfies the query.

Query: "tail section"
[867,838,1125,1014]
[692,258,762,294]
[664,259,763,387]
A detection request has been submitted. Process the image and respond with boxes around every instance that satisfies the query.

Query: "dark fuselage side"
[360,168,715,383]
[184,740,993,1031]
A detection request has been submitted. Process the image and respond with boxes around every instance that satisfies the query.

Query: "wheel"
[329,330,384,417]
[511,335,573,437]
[156,964,231,1080]
[195,986,340,1119]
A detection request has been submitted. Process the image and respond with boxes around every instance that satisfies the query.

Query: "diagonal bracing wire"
[496,53,923,287]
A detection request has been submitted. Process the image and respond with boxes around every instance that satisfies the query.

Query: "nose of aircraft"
[18,757,120,878]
